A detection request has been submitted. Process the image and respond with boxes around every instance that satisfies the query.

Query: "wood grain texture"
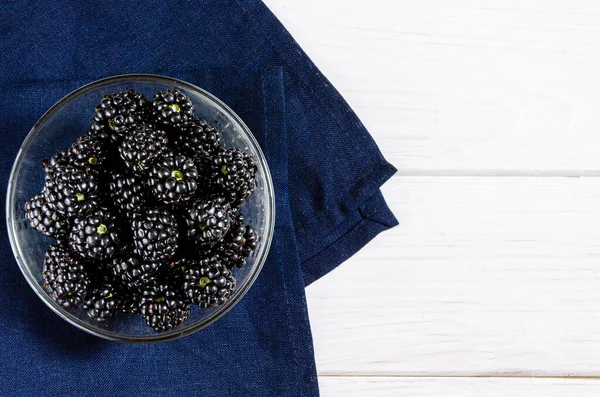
[319,377,600,397]
[307,177,600,376]
[261,0,600,392]
[263,0,600,173]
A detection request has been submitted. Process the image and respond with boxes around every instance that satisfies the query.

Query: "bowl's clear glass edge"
[5,74,276,343]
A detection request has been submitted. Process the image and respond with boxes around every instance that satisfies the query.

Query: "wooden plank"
[319,377,600,397]
[308,177,600,376]
[263,1,600,173]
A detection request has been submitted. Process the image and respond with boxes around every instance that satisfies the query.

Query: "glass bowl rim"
[5,73,275,343]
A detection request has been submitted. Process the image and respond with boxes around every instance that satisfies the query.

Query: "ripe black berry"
[69,208,122,261]
[120,292,141,314]
[200,147,257,206]
[215,213,259,269]
[162,258,195,289]
[139,282,190,332]
[111,254,161,291]
[42,243,91,308]
[67,135,107,171]
[175,118,220,156]
[45,164,100,217]
[183,199,231,249]
[119,124,170,175]
[108,173,147,218]
[131,208,179,263]
[147,154,199,205]
[93,89,149,140]
[152,89,194,128]
[183,257,235,308]
[42,149,70,180]
[84,283,122,321]
[25,192,69,240]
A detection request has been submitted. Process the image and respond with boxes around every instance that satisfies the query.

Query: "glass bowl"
[6,74,275,343]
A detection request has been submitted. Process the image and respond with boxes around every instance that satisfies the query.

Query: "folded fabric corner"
[300,189,398,286]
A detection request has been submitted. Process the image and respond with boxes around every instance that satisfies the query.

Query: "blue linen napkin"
[0,2,398,396]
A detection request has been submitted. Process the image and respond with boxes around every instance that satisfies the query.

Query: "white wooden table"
[262,1,600,395]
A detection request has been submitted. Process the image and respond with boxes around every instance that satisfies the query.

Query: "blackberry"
[42,149,70,180]
[111,255,161,291]
[108,173,147,218]
[242,225,259,257]
[120,291,141,314]
[201,147,257,205]
[25,193,69,239]
[215,215,259,269]
[183,257,236,308]
[163,258,196,289]
[66,135,107,171]
[42,244,91,308]
[119,124,169,175]
[45,164,100,217]
[93,89,149,138]
[84,283,122,321]
[88,119,118,146]
[131,208,179,263]
[147,154,199,205]
[69,208,122,261]
[175,118,221,156]
[152,89,194,128]
[139,282,190,332]
[183,199,231,249]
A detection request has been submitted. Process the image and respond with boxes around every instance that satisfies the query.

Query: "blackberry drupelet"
[183,199,231,249]
[147,154,199,205]
[139,282,190,332]
[131,208,179,263]
[25,193,69,240]
[119,124,170,175]
[108,173,147,218]
[174,118,221,156]
[93,89,149,139]
[42,243,91,308]
[111,254,161,291]
[183,257,236,308]
[45,164,100,217]
[84,283,122,321]
[201,147,257,206]
[67,135,107,171]
[69,208,122,261]
[152,89,194,129]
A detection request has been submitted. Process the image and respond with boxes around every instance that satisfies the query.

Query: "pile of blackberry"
[25,88,260,332]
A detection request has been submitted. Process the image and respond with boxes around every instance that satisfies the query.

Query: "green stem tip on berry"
[221,165,228,175]
[97,224,108,235]
[76,193,85,202]
[88,156,98,165]
[171,169,184,181]
[157,296,166,303]
[168,103,181,113]
[199,277,212,288]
